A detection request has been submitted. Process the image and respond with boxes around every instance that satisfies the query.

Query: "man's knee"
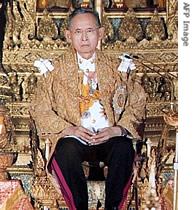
[114,137,134,153]
[55,137,80,155]
[110,137,135,165]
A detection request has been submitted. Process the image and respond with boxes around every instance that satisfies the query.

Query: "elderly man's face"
[65,13,104,59]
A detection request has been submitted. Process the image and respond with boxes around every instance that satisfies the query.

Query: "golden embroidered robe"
[30,48,146,165]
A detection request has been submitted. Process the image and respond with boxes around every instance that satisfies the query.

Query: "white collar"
[77,53,95,72]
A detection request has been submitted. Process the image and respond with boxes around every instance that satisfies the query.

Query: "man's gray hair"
[67,8,101,29]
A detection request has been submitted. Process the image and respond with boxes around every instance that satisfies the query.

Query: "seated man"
[30,8,146,210]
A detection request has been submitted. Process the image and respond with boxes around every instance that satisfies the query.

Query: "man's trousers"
[49,136,135,210]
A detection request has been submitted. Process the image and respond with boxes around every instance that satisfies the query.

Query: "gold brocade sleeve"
[29,60,73,144]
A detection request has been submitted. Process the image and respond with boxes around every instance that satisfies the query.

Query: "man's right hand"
[63,126,94,143]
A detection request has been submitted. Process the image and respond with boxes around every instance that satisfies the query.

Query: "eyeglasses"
[71,28,99,37]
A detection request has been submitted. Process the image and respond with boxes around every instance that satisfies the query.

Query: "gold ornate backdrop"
[0,0,178,209]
